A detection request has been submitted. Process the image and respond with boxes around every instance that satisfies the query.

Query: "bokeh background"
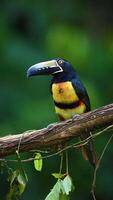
[0,1,113,200]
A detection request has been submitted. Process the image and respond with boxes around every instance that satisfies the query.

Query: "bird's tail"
[80,132,97,167]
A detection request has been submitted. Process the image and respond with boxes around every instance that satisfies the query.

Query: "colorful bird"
[27,58,97,167]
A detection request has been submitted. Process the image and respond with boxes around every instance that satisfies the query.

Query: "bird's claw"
[47,122,58,130]
[72,114,80,121]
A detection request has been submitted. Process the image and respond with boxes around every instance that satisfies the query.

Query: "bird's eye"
[58,59,64,65]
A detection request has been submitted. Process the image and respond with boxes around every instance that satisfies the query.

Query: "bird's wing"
[72,77,97,167]
[71,77,91,111]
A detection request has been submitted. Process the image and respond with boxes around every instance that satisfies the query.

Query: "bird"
[27,58,97,167]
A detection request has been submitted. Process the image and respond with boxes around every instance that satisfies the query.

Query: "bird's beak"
[27,60,63,77]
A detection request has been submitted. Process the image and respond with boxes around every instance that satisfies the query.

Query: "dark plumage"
[27,58,97,167]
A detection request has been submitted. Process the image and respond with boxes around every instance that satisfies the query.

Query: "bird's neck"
[51,71,76,83]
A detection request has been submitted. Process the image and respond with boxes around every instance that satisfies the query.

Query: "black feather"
[71,77,91,112]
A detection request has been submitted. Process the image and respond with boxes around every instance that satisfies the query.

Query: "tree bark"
[0,103,113,158]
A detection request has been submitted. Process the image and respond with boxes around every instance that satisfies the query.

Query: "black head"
[55,58,75,76]
[27,58,76,78]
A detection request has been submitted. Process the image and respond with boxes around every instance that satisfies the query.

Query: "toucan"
[27,58,97,167]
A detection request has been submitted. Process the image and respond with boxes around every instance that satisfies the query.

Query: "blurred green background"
[0,1,113,200]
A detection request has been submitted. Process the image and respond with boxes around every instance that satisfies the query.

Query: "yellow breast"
[52,81,79,103]
[55,102,86,120]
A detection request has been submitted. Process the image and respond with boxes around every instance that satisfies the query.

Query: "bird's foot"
[72,114,80,121]
[47,122,58,130]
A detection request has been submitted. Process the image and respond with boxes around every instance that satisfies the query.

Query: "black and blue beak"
[27,59,63,77]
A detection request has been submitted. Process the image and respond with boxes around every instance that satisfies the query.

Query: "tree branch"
[0,103,113,158]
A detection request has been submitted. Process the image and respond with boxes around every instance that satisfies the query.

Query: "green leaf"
[16,150,28,183]
[17,172,27,194]
[10,170,17,186]
[45,181,59,200]
[6,151,28,200]
[45,176,74,200]
[59,193,70,200]
[45,180,62,200]
[52,173,66,179]
[34,153,43,171]
[62,175,74,195]
[6,169,27,200]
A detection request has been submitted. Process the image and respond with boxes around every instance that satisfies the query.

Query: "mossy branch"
[0,103,113,158]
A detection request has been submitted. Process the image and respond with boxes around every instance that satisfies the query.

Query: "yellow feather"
[52,82,79,103]
[55,103,86,120]
[52,82,86,119]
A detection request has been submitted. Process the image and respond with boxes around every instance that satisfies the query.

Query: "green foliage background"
[0,1,113,200]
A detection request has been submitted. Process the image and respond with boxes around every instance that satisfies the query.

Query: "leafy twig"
[1,125,113,164]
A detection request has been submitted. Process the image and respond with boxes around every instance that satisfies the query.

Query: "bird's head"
[27,58,75,78]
